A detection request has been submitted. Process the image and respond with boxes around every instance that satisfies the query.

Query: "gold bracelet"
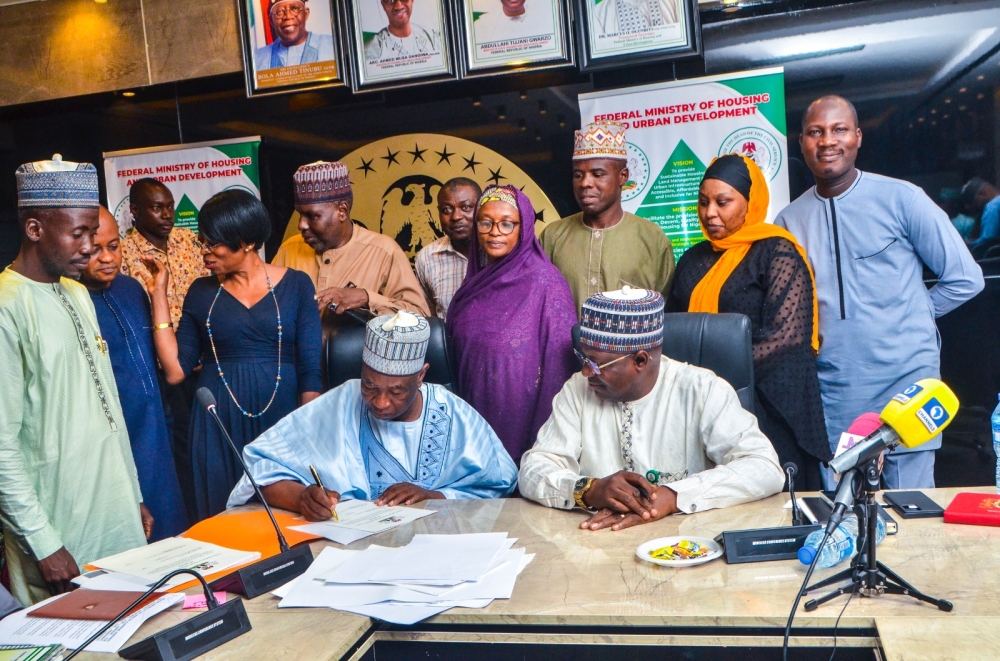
[153,322,172,330]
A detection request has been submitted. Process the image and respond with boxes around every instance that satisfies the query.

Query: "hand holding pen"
[300,465,340,523]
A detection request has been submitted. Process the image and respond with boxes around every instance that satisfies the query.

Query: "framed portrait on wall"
[347,0,456,90]
[575,0,700,72]
[238,0,349,96]
[455,0,574,77]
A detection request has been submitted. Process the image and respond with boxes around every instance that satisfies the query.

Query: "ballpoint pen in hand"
[309,464,338,521]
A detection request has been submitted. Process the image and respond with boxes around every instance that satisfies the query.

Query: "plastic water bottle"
[992,394,1000,492]
[798,515,886,568]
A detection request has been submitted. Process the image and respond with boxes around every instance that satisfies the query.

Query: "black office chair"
[572,312,756,413]
[323,316,457,392]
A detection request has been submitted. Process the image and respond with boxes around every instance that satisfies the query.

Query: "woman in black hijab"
[667,154,829,490]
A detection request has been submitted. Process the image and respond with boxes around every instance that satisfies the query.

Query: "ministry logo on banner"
[622,142,651,203]
[719,127,783,181]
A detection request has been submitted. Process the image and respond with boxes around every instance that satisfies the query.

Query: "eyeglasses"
[196,236,222,252]
[271,3,305,18]
[476,219,520,235]
[573,348,634,375]
[380,0,408,6]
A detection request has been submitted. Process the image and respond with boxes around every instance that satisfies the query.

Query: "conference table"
[77,487,1000,660]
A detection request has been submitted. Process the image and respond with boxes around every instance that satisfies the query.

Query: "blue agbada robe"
[227,381,518,507]
[90,276,187,540]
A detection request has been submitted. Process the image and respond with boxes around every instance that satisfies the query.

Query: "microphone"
[826,468,858,535]
[196,387,313,599]
[847,412,882,437]
[784,463,803,527]
[829,378,959,475]
[66,568,251,661]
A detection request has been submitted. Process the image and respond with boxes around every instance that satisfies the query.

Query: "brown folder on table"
[28,589,164,620]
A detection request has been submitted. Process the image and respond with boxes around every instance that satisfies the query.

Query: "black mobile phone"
[883,491,945,519]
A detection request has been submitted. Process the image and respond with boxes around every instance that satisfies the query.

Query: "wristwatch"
[573,477,596,509]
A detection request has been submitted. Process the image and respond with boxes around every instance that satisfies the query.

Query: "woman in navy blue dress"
[143,190,323,521]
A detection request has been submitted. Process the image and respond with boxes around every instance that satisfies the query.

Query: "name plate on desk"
[208,544,313,599]
[118,598,251,661]
[715,525,820,564]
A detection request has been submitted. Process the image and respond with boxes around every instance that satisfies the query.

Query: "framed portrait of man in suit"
[239,0,348,96]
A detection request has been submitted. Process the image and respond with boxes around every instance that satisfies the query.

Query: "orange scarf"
[688,154,820,353]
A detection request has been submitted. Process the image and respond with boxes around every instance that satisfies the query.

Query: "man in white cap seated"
[1,155,149,605]
[519,287,784,531]
[228,311,517,518]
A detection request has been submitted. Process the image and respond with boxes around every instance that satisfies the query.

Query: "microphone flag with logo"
[829,379,958,475]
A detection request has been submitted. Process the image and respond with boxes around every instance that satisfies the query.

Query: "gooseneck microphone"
[783,463,802,527]
[197,387,289,552]
[196,387,313,599]
[65,568,251,661]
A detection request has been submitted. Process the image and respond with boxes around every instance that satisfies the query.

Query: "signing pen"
[308,464,338,521]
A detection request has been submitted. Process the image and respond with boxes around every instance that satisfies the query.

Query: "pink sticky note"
[183,592,228,610]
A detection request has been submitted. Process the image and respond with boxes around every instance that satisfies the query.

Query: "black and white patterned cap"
[362,311,430,376]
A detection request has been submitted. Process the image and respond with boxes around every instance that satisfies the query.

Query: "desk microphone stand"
[802,457,952,612]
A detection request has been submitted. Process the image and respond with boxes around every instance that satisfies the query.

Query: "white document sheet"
[91,537,259,588]
[279,548,426,608]
[370,533,511,583]
[319,545,402,584]
[0,593,183,653]
[289,500,434,544]
[273,547,356,600]
[286,523,372,546]
[72,570,158,592]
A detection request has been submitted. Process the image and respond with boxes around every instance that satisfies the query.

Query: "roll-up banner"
[103,136,262,235]
[578,67,788,260]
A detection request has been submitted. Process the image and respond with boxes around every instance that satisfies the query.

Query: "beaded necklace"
[205,269,282,418]
[55,284,117,431]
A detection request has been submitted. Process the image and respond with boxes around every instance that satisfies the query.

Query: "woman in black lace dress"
[667,154,829,490]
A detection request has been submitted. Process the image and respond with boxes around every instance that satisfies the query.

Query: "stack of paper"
[0,593,183,654]
[87,537,260,589]
[275,533,533,625]
[289,500,435,545]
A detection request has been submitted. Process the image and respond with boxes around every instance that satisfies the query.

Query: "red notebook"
[943,492,1000,526]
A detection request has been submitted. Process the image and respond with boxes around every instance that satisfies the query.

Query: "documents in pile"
[0,593,183,654]
[275,533,533,625]
[289,499,434,545]
[89,537,260,589]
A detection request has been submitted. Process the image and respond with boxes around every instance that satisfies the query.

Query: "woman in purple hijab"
[447,185,578,466]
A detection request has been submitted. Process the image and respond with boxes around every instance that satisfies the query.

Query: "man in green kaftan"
[0,155,150,605]
[540,121,676,313]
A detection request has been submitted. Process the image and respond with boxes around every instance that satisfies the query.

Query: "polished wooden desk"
[76,487,1000,659]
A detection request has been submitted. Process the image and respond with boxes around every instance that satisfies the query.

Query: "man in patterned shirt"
[119,177,207,523]
[120,178,207,327]
[415,177,480,322]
